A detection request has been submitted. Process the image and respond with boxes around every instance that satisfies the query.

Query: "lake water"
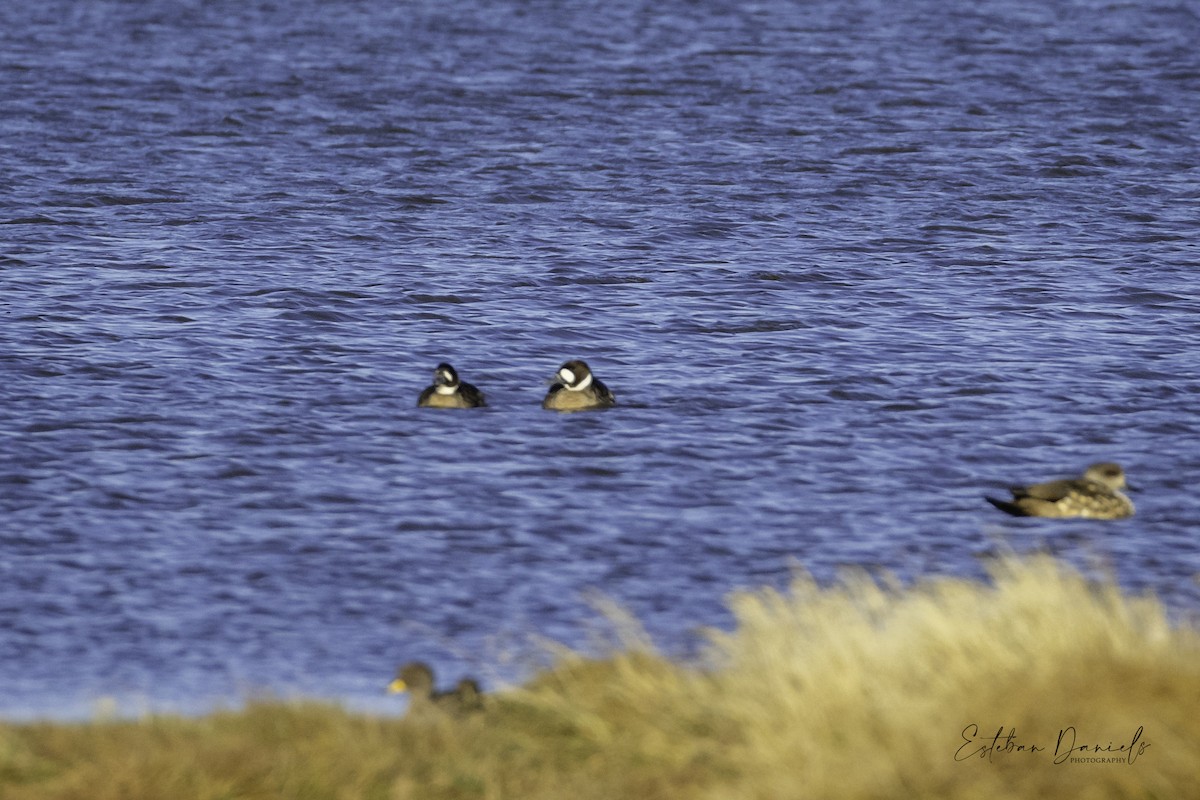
[3,0,1200,719]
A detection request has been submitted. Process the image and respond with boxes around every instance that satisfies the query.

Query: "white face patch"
[558,367,576,385]
[568,372,593,391]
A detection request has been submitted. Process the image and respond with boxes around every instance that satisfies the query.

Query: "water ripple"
[2,0,1200,718]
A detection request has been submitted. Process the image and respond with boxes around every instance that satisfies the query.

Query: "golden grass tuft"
[2,554,1197,799]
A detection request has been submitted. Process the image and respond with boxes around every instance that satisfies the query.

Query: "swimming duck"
[986,462,1134,519]
[388,661,484,713]
[542,359,616,411]
[417,363,486,409]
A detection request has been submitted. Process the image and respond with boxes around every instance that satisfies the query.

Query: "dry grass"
[2,554,1197,799]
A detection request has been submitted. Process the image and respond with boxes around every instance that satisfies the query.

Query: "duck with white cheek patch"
[542,359,616,411]
[417,362,487,408]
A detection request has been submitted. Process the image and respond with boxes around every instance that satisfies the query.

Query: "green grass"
[3,554,1197,799]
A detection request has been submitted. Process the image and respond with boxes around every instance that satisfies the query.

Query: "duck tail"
[985,496,1027,517]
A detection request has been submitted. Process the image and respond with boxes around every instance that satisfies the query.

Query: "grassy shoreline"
[3,555,1197,799]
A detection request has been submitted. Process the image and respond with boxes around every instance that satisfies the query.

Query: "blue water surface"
[2,0,1200,718]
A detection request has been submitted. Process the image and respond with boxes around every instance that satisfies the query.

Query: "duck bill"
[387,679,408,694]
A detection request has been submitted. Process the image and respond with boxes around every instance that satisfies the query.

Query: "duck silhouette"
[986,462,1134,519]
[388,661,484,713]
[542,359,616,411]
[417,363,486,409]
